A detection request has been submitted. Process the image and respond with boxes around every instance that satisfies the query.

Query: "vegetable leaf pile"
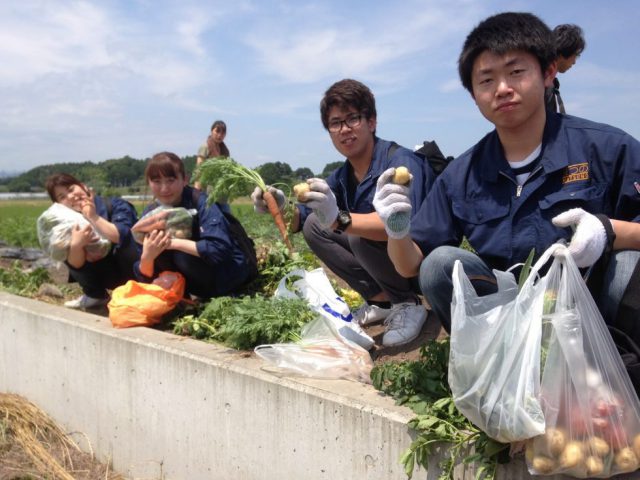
[173,296,316,350]
[371,339,508,479]
[0,262,52,297]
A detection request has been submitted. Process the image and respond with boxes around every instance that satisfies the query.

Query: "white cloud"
[0,2,113,86]
[243,2,480,89]
[0,0,639,175]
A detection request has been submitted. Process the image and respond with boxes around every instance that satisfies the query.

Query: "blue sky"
[1,0,639,176]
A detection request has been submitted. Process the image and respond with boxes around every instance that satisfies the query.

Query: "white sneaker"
[353,302,392,326]
[334,319,375,350]
[382,302,428,347]
[64,295,109,310]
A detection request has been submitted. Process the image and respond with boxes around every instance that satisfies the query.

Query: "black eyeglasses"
[327,113,363,133]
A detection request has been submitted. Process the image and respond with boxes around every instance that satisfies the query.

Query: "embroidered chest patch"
[562,162,589,184]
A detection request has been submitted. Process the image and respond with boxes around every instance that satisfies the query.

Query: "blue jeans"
[419,246,640,333]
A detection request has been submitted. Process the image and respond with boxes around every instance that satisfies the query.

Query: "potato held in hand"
[293,182,311,202]
[392,166,411,185]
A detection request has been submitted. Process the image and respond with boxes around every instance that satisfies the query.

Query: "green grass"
[0,200,48,247]
[0,198,310,253]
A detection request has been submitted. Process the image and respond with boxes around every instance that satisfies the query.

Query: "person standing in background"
[194,120,231,210]
[194,120,230,190]
[545,24,585,113]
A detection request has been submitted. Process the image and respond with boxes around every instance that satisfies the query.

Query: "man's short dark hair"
[320,79,377,131]
[553,24,586,58]
[458,12,556,94]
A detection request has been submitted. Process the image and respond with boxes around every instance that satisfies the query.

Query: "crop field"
[0,198,308,251]
[0,199,49,247]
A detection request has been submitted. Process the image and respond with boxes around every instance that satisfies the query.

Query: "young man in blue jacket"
[374,12,640,333]
[253,79,436,347]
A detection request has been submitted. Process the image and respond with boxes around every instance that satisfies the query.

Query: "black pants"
[302,213,419,303]
[67,240,139,298]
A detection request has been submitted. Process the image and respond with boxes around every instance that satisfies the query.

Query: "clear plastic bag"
[525,244,640,478]
[274,268,374,350]
[449,246,560,443]
[36,203,111,262]
[254,315,374,383]
[132,206,196,243]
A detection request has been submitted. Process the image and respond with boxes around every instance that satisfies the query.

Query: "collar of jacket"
[478,112,569,183]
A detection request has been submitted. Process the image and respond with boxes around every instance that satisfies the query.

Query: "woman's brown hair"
[145,152,186,181]
[44,173,86,202]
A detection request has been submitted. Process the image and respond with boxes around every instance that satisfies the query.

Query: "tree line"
[0,155,343,195]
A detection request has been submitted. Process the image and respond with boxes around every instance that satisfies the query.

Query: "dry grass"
[0,393,123,480]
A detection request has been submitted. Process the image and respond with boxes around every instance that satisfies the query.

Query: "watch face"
[337,210,351,231]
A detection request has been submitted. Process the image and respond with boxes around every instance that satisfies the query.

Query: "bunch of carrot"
[194,157,293,253]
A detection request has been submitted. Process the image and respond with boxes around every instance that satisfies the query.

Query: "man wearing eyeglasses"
[252,79,436,347]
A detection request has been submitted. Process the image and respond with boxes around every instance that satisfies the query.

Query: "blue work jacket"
[411,112,640,271]
[94,196,138,248]
[299,137,435,227]
[135,186,252,288]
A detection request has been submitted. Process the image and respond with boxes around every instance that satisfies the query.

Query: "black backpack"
[219,208,259,282]
[388,140,454,176]
[191,189,258,283]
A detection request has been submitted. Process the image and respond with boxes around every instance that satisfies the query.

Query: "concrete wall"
[0,292,535,479]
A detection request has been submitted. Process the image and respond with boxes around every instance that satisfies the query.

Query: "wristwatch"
[335,210,352,232]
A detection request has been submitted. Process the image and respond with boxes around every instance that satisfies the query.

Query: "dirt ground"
[365,303,448,363]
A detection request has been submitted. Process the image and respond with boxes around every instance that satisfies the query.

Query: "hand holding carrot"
[251,186,286,214]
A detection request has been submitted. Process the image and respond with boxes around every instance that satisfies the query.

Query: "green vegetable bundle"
[173,296,316,350]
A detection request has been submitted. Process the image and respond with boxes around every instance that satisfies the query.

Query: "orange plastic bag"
[108,271,186,328]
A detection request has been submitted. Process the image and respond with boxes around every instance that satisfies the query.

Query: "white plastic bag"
[448,246,561,443]
[525,244,640,478]
[132,206,197,244]
[274,268,374,350]
[36,203,111,262]
[254,315,374,383]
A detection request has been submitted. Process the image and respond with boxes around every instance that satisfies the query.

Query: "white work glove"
[304,178,339,229]
[552,208,608,268]
[250,186,286,214]
[372,167,413,239]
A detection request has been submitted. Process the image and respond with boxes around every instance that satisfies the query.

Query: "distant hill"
[0,170,21,179]
[0,155,197,195]
[0,155,334,195]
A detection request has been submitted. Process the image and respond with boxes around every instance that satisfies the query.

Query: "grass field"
[0,198,308,251]
[0,199,49,247]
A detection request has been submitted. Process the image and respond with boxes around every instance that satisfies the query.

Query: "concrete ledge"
[0,291,532,479]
